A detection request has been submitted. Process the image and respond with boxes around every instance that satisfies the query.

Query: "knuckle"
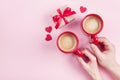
[98,55,104,63]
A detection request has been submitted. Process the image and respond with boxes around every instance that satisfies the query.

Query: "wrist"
[93,76,102,80]
[106,62,120,80]
[92,76,102,80]
[91,72,103,80]
[106,62,119,72]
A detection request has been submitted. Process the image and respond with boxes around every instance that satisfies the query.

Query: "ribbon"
[53,7,76,29]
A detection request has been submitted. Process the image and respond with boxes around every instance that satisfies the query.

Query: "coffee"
[58,33,77,52]
[83,16,101,34]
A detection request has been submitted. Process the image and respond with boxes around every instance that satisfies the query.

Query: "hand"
[90,37,116,70]
[91,37,120,80]
[77,49,103,80]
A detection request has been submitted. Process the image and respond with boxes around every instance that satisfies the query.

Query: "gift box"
[52,6,76,29]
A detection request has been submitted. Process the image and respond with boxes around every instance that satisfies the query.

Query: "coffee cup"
[81,14,103,44]
[57,31,83,57]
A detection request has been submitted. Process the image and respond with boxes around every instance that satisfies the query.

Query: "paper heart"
[45,34,52,41]
[80,6,87,13]
[45,26,52,33]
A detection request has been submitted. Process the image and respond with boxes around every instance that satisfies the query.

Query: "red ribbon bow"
[53,7,76,29]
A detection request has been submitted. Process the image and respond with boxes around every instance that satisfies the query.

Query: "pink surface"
[0,0,120,80]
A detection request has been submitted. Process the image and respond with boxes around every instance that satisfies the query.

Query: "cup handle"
[75,49,83,57]
[91,35,98,44]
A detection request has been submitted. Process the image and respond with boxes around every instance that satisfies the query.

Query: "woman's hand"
[91,37,120,80]
[90,37,116,70]
[77,49,103,80]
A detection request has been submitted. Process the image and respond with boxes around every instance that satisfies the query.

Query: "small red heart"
[45,34,52,41]
[45,26,52,33]
[80,6,87,13]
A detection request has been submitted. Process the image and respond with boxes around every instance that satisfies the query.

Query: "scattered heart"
[45,26,52,33]
[80,6,87,13]
[45,34,52,41]
[45,6,87,42]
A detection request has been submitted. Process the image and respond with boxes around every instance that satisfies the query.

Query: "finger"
[82,49,96,61]
[77,56,87,67]
[98,37,113,50]
[90,44,102,58]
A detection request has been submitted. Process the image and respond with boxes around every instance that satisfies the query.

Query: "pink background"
[0,0,120,80]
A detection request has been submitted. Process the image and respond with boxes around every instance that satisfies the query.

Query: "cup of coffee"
[57,31,83,57]
[81,14,103,44]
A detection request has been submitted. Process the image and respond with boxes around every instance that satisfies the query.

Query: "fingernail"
[90,44,95,47]
[90,44,93,46]
[82,49,86,52]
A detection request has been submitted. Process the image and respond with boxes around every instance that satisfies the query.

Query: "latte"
[58,33,77,52]
[83,16,102,34]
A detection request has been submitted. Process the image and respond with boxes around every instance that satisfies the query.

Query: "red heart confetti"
[80,6,87,13]
[45,26,52,33]
[45,34,52,41]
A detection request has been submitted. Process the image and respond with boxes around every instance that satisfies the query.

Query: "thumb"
[90,44,102,58]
